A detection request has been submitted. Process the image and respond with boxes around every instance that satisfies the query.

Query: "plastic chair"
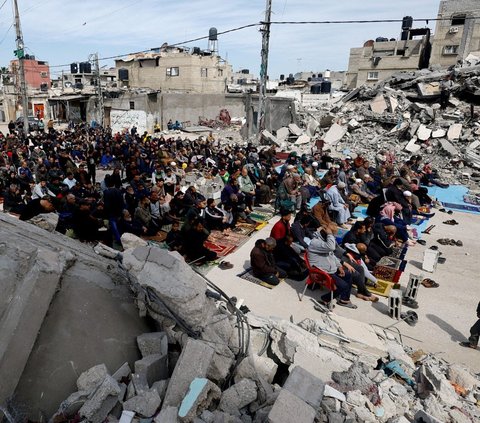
[300,252,336,305]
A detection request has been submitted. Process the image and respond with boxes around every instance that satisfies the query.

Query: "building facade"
[10,57,50,91]
[430,0,480,68]
[115,47,232,94]
[345,24,431,89]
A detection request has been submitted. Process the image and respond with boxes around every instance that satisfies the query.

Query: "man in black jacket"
[250,238,287,286]
[460,302,480,350]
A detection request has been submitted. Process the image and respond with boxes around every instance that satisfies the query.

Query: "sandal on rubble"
[421,278,439,288]
[337,300,358,309]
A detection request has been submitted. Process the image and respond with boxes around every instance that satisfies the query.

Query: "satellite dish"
[64,81,73,88]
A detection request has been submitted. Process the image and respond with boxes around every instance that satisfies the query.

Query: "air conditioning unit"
[449,27,459,34]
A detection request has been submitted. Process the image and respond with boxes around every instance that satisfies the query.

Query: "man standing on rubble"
[460,301,480,350]
[440,74,453,109]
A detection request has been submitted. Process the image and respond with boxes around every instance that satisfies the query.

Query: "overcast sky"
[0,0,442,78]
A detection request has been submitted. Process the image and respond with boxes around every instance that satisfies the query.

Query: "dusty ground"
[207,208,480,374]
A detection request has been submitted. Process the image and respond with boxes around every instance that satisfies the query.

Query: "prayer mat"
[255,222,268,231]
[143,231,168,243]
[237,270,277,289]
[203,241,236,257]
[249,212,272,223]
[377,256,402,269]
[368,279,395,297]
[234,223,257,236]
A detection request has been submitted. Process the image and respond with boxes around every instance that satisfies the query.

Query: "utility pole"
[257,0,272,137]
[89,53,104,127]
[13,0,29,136]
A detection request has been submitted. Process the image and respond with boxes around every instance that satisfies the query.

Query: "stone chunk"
[447,123,462,140]
[405,137,421,153]
[323,123,346,145]
[413,410,443,423]
[447,364,479,392]
[234,355,278,384]
[219,379,257,416]
[123,389,161,418]
[137,332,168,357]
[276,127,290,141]
[295,134,311,145]
[178,378,221,422]
[370,95,388,114]
[416,124,431,141]
[439,139,459,156]
[112,362,132,382]
[121,233,148,250]
[288,123,303,136]
[283,366,324,409]
[154,406,179,422]
[79,375,122,421]
[163,339,215,408]
[135,353,168,386]
[431,129,446,138]
[267,389,315,423]
[261,130,281,146]
[119,410,135,423]
[76,364,109,392]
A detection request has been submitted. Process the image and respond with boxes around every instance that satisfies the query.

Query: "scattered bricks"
[178,378,221,422]
[234,355,278,384]
[79,375,122,421]
[112,362,132,383]
[267,389,315,423]
[134,353,168,386]
[163,339,215,408]
[137,332,168,357]
[219,379,257,416]
[283,366,325,409]
[154,406,179,423]
[123,389,162,418]
[76,364,109,392]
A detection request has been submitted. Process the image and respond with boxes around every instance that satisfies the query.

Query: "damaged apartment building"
[346,0,480,89]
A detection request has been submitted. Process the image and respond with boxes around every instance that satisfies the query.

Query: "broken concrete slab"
[79,375,122,421]
[234,355,278,384]
[121,233,148,250]
[267,389,315,423]
[276,127,290,142]
[137,332,168,358]
[447,123,463,140]
[295,134,311,145]
[416,125,432,141]
[178,378,221,422]
[347,119,360,131]
[431,129,446,138]
[306,119,320,137]
[288,123,303,136]
[370,95,388,114]
[447,364,479,393]
[219,378,257,416]
[77,364,109,392]
[290,347,350,382]
[261,130,281,147]
[154,406,178,422]
[123,389,161,418]
[323,123,347,145]
[319,114,335,128]
[135,353,168,387]
[405,137,421,153]
[112,362,132,383]
[163,339,215,408]
[388,96,399,113]
[439,139,460,156]
[118,410,135,423]
[283,366,324,409]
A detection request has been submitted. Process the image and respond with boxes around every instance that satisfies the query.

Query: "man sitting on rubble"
[250,238,287,286]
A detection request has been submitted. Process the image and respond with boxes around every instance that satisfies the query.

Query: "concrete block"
[405,137,421,153]
[388,96,399,113]
[135,353,169,387]
[219,379,257,416]
[306,119,320,137]
[132,372,149,394]
[121,232,148,250]
[152,378,169,401]
[323,123,346,145]
[163,339,215,408]
[123,389,161,418]
[447,123,462,140]
[89,383,127,423]
[283,366,325,409]
[267,389,315,423]
[119,410,135,423]
[431,129,446,138]
[288,123,303,136]
[276,127,290,141]
[370,95,388,114]
[179,378,221,422]
[347,119,360,131]
[295,134,311,145]
[234,355,278,384]
[416,124,432,141]
[290,348,350,382]
[154,406,179,422]
[77,364,109,392]
[261,130,281,147]
[137,332,168,357]
[439,139,459,156]
[112,362,132,382]
[79,375,122,421]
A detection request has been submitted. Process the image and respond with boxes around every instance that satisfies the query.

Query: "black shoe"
[402,298,419,309]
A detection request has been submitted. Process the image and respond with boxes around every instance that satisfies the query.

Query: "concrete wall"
[105,92,245,133]
[116,53,232,94]
[431,0,480,68]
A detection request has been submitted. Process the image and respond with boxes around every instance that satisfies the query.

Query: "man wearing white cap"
[326,181,351,228]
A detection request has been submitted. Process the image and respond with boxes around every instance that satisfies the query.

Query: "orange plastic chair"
[300,251,336,304]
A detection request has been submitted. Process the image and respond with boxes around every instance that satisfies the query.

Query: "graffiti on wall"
[110,110,147,134]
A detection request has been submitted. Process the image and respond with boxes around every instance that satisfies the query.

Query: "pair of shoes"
[443,219,459,225]
[402,297,419,309]
[459,341,478,349]
[218,261,234,270]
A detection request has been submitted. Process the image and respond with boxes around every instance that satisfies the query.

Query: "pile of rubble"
[49,240,480,423]
[266,62,480,189]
